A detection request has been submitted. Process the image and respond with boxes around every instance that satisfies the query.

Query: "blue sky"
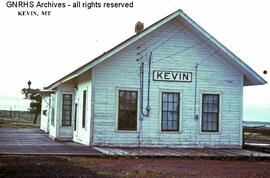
[0,0,269,121]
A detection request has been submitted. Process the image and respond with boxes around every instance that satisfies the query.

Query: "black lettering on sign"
[172,73,178,80]
[183,73,189,81]
[164,72,170,79]
[156,72,163,79]
[153,70,192,82]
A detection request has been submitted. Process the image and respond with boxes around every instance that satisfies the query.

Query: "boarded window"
[82,90,87,128]
[161,92,180,131]
[118,90,138,131]
[62,94,72,126]
[202,94,219,132]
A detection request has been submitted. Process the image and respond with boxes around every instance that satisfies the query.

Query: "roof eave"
[178,11,267,86]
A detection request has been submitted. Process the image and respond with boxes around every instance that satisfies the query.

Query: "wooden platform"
[1,128,270,158]
[93,147,270,158]
[0,128,102,156]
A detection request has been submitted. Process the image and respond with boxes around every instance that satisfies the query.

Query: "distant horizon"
[0,97,268,123]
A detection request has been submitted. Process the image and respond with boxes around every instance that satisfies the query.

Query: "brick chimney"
[135,21,144,34]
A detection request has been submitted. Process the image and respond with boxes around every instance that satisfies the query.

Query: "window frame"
[161,92,180,132]
[82,90,87,128]
[61,94,73,127]
[200,92,221,133]
[116,88,139,132]
[50,95,55,126]
[159,89,182,133]
[74,103,78,131]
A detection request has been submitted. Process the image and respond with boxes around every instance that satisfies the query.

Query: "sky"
[0,0,269,121]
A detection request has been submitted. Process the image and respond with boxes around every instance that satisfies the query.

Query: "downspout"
[141,52,152,117]
[194,63,199,145]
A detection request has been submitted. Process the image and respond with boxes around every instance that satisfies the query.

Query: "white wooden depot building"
[40,10,266,147]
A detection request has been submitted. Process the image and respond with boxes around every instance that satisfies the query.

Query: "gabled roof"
[45,9,266,90]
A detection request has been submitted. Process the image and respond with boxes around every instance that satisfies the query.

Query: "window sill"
[200,131,220,135]
[159,130,182,134]
[116,130,139,133]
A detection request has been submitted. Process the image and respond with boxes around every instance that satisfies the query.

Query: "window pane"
[131,92,137,110]
[168,120,173,130]
[162,112,167,121]
[168,94,173,102]
[119,91,125,98]
[163,103,167,111]
[214,104,218,113]
[202,94,219,132]
[203,95,208,103]
[119,100,125,110]
[168,102,173,111]
[162,121,168,130]
[203,104,208,112]
[173,93,179,102]
[173,103,178,111]
[173,112,178,121]
[207,121,212,130]
[118,90,137,131]
[213,121,217,131]
[213,95,219,103]
[168,112,173,121]
[163,93,168,102]
[209,95,213,103]
[172,122,177,130]
[62,94,72,126]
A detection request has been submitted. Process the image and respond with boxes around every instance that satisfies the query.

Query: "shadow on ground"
[0,155,110,178]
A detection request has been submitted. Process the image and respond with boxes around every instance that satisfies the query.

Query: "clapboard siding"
[91,19,243,147]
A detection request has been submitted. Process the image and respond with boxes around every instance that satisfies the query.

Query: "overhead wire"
[196,48,221,67]
[136,20,189,62]
[151,31,222,65]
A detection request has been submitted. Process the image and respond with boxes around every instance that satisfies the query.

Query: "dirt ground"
[1,156,270,178]
[0,156,107,178]
[1,117,270,177]
[70,157,270,178]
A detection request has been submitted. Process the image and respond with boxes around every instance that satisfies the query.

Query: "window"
[51,96,55,126]
[161,92,180,131]
[118,90,138,131]
[82,90,87,128]
[202,94,220,132]
[74,103,78,131]
[62,94,72,126]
